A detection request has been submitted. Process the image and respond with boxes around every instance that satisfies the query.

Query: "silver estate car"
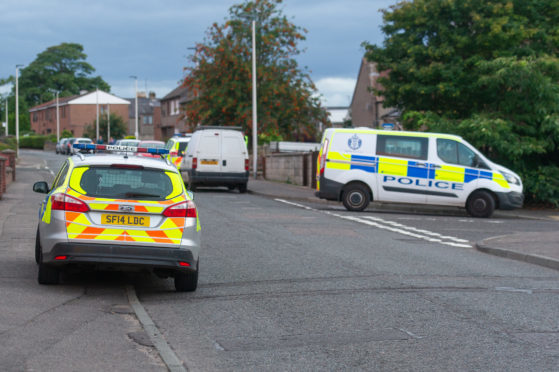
[33,147,201,292]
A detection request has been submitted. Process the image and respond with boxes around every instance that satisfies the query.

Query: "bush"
[19,135,47,149]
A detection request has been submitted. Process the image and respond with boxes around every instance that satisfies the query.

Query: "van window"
[376,135,428,160]
[437,139,485,168]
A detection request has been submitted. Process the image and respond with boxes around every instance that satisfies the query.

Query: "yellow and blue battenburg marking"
[328,154,509,188]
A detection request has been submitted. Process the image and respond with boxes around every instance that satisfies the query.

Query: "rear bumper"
[495,191,524,210]
[315,176,343,201]
[183,170,249,186]
[43,242,196,272]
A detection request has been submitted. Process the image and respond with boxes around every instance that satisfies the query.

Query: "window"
[78,167,173,200]
[437,139,487,168]
[33,113,38,122]
[61,106,66,118]
[376,135,428,160]
[53,161,69,189]
[143,115,153,125]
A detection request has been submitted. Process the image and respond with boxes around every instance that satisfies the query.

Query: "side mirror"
[187,191,194,200]
[33,181,49,194]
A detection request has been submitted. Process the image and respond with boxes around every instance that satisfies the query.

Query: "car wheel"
[35,227,41,264]
[466,190,495,218]
[174,264,198,292]
[238,183,248,193]
[342,183,370,212]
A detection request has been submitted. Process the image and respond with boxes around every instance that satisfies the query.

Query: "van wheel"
[238,183,248,193]
[342,184,370,212]
[466,190,495,218]
[188,182,197,192]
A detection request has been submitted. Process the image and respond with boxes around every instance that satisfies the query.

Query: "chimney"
[149,91,156,99]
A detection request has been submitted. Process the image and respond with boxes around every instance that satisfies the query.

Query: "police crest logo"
[348,134,362,150]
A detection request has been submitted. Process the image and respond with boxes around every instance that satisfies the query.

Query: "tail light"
[192,157,197,170]
[51,193,90,212]
[163,200,197,218]
[319,139,329,176]
[245,158,249,172]
[170,150,178,156]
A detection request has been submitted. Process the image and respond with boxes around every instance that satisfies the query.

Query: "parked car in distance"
[137,140,165,158]
[56,138,68,154]
[165,135,192,169]
[70,138,93,154]
[64,138,76,155]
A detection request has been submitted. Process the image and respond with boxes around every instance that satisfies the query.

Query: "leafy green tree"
[0,43,110,134]
[184,0,328,141]
[83,113,127,141]
[364,0,559,205]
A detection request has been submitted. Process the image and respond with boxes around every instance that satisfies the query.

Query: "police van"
[315,128,523,217]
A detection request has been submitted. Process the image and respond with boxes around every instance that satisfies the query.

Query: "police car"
[316,128,523,217]
[33,143,201,291]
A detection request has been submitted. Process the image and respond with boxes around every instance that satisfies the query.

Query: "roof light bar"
[73,143,169,155]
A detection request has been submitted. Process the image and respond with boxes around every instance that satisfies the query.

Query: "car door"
[426,138,481,206]
[375,134,429,204]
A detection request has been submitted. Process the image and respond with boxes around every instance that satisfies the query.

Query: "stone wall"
[263,152,317,187]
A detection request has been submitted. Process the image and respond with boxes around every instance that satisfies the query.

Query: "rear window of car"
[77,139,92,144]
[77,166,174,200]
[178,141,189,152]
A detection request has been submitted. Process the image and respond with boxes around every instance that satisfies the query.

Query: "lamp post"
[15,64,23,158]
[5,99,8,136]
[130,76,138,139]
[55,91,60,142]
[96,88,100,142]
[107,104,110,142]
[251,20,258,178]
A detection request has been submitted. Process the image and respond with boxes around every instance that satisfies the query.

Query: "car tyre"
[466,190,495,218]
[238,183,248,193]
[342,183,370,212]
[35,227,41,264]
[174,263,198,292]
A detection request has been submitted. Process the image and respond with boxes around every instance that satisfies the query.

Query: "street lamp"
[251,20,258,178]
[130,75,138,139]
[4,98,8,136]
[96,88,99,142]
[49,89,60,142]
[15,64,23,158]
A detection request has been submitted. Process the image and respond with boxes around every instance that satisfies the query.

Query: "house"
[349,58,400,129]
[29,90,130,138]
[325,106,350,128]
[127,92,162,140]
[159,85,190,140]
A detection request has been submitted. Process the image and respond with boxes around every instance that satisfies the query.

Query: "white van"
[181,127,249,192]
[316,128,523,217]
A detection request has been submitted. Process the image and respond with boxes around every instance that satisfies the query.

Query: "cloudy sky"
[0,0,394,106]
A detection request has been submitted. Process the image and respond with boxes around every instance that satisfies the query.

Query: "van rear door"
[221,132,246,173]
[196,131,222,172]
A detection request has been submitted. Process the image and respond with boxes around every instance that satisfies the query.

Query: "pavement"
[1,158,558,272]
[247,177,559,271]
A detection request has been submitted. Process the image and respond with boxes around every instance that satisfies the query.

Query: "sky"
[0,0,395,107]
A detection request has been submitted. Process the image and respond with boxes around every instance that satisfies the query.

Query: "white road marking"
[275,199,472,248]
[126,286,188,372]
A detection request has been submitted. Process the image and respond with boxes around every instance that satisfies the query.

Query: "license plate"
[101,214,150,227]
[201,159,218,165]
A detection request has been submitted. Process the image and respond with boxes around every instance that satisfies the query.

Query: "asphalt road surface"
[1,149,558,371]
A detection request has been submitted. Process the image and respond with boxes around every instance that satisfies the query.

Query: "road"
[1,149,558,371]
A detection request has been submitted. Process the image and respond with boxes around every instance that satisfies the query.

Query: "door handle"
[431,164,441,169]
[416,162,427,167]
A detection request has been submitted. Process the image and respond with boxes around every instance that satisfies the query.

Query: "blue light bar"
[73,143,169,155]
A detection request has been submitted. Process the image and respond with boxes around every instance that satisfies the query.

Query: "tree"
[83,113,127,141]
[0,43,110,134]
[184,0,328,141]
[364,0,559,205]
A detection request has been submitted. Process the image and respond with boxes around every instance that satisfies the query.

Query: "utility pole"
[5,99,8,136]
[56,91,60,142]
[130,76,139,139]
[252,20,258,179]
[107,104,110,142]
[96,88,100,142]
[15,64,23,158]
